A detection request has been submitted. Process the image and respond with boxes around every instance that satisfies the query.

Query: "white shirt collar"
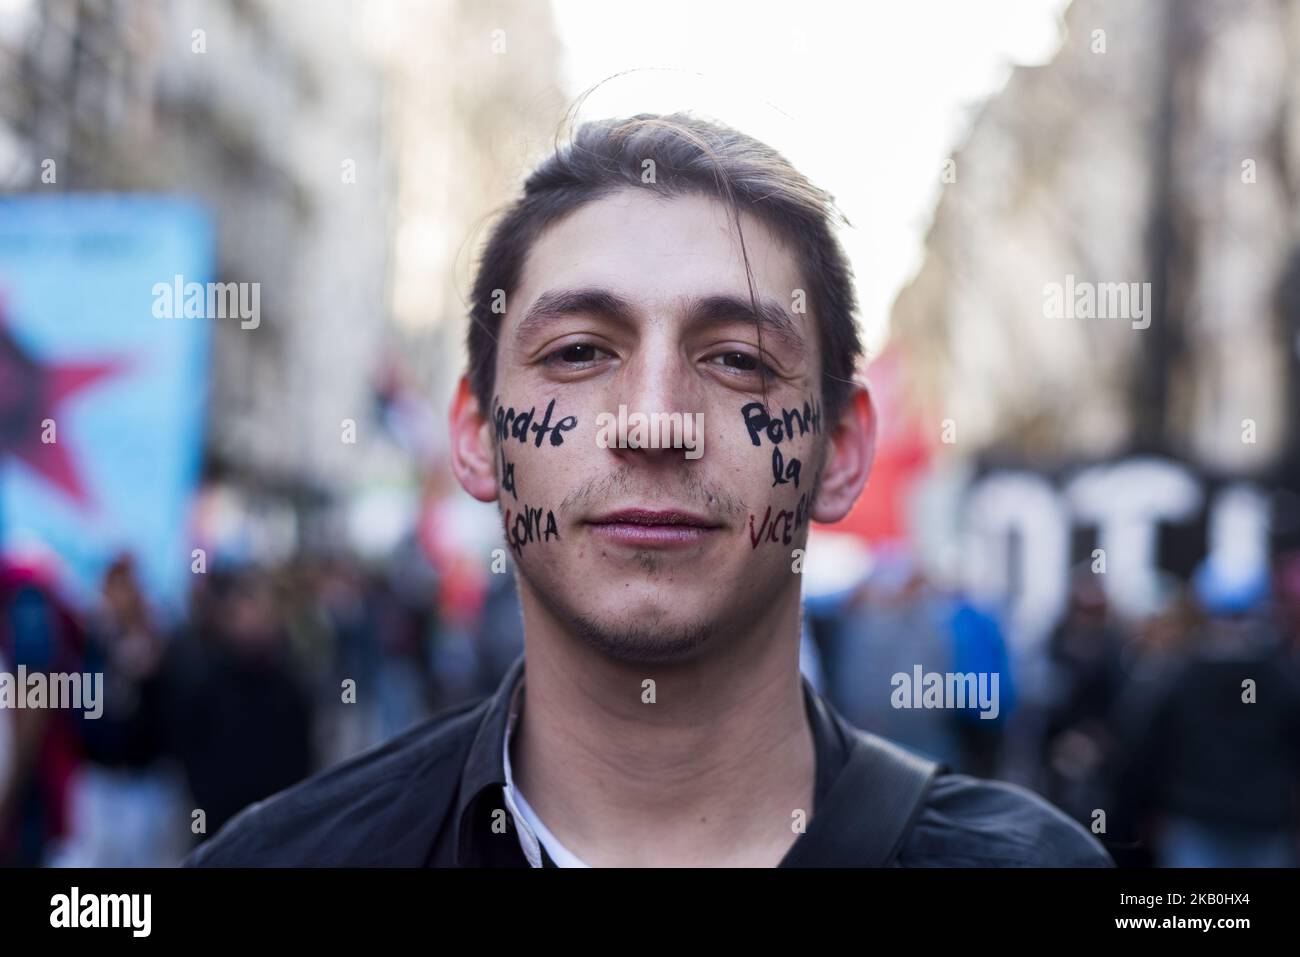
[501,677,591,868]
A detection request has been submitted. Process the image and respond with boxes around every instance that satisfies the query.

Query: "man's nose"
[610,346,701,452]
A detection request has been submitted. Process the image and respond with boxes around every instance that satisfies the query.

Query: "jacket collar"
[453,653,526,865]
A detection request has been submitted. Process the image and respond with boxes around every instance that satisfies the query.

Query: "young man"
[188,113,1112,867]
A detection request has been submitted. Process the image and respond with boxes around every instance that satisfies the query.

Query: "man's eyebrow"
[686,293,807,357]
[515,288,638,341]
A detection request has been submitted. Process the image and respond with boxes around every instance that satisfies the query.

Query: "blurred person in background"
[1041,568,1125,829]
[818,548,1014,775]
[472,570,525,695]
[1273,551,1300,655]
[1114,556,1300,867]
[420,468,499,704]
[0,557,87,866]
[80,555,166,767]
[1100,583,1199,868]
[65,554,186,866]
[162,567,315,841]
[308,556,384,764]
[819,550,963,767]
[947,592,1014,778]
[365,558,437,740]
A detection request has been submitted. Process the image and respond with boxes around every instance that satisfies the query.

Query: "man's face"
[480,188,832,663]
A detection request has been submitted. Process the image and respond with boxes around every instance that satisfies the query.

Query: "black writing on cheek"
[742,402,769,447]
[744,399,818,491]
[499,446,517,501]
[503,503,560,557]
[740,397,823,448]
[492,395,579,448]
[771,446,801,489]
[747,489,814,549]
[553,415,578,445]
[530,398,579,448]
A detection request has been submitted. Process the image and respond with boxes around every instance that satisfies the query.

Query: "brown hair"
[465,112,863,424]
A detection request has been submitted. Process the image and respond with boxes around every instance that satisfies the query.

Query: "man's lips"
[585,508,722,547]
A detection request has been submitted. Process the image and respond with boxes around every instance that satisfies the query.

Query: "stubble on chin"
[569,611,718,666]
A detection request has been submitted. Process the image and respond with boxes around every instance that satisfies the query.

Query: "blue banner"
[0,195,212,612]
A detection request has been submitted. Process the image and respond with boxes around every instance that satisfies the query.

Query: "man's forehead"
[510,189,809,333]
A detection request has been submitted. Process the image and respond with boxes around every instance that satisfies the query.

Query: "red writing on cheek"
[747,491,814,549]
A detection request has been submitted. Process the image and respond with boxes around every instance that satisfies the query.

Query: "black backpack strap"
[781,731,943,867]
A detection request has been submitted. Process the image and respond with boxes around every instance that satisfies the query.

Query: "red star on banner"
[0,305,127,509]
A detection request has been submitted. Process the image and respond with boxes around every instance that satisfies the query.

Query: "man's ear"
[810,380,877,524]
[449,376,499,503]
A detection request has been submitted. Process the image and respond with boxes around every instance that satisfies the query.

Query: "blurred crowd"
[809,549,1300,868]
[0,535,525,867]
[2,531,1298,868]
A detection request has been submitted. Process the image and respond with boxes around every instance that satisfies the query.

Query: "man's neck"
[510,584,814,867]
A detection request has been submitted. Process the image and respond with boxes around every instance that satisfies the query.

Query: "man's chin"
[569,612,717,666]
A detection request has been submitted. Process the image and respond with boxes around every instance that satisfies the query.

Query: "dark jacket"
[186,655,1113,867]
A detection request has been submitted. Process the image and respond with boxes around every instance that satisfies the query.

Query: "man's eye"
[546,343,604,366]
[711,351,771,376]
